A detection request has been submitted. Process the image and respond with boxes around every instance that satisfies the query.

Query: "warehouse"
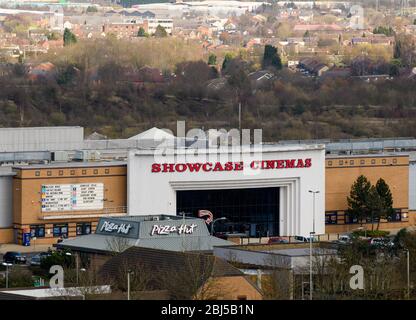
[128,144,326,238]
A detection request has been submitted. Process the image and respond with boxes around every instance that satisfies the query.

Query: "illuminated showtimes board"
[41,183,104,212]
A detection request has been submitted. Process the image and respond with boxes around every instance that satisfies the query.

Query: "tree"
[375,178,394,229]
[63,28,77,46]
[346,175,372,225]
[367,185,384,231]
[154,25,168,38]
[207,53,217,66]
[137,27,148,37]
[221,52,234,71]
[86,6,98,13]
[262,45,282,70]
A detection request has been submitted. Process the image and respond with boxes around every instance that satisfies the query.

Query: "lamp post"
[65,252,79,285]
[405,249,410,300]
[127,269,133,301]
[211,217,227,236]
[308,190,320,300]
[2,262,12,289]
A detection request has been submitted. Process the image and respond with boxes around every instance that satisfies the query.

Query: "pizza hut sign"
[100,220,133,235]
[151,224,197,236]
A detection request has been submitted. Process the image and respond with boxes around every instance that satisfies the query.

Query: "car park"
[268,237,289,244]
[3,251,27,264]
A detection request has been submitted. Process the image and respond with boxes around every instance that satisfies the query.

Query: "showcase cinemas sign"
[150,224,197,236]
[151,158,312,173]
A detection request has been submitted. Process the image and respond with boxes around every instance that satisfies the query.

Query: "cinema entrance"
[176,187,279,237]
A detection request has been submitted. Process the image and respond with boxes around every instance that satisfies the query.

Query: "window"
[53,224,68,238]
[30,225,45,238]
[387,209,402,222]
[76,223,92,236]
[345,213,358,224]
[35,171,40,176]
[325,212,338,225]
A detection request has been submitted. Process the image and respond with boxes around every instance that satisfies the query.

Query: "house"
[248,70,275,88]
[299,58,329,77]
[27,62,56,81]
[98,246,263,300]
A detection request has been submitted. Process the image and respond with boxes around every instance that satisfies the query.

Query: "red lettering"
[276,160,284,169]
[224,162,233,171]
[175,163,187,172]
[162,163,175,172]
[305,158,312,167]
[296,159,304,168]
[202,163,213,172]
[187,163,202,172]
[250,161,260,169]
[151,163,161,173]
[266,160,276,169]
[234,162,244,171]
[285,160,296,168]
[213,162,224,171]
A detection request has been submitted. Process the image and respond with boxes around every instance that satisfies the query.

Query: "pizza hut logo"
[150,224,197,236]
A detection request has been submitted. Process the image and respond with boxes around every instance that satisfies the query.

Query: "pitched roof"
[128,127,175,141]
[99,246,243,282]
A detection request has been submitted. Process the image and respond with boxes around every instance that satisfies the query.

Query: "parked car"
[30,252,51,266]
[293,235,318,243]
[3,251,27,264]
[370,237,395,248]
[268,237,289,244]
[335,235,352,245]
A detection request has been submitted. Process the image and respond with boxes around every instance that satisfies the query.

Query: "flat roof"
[12,161,127,170]
[267,248,337,257]
[134,143,325,156]
[326,153,409,159]
[0,167,15,177]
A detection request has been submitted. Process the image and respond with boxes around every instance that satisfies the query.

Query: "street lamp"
[127,269,133,301]
[405,249,410,300]
[308,190,320,301]
[65,252,79,285]
[308,190,320,234]
[211,217,227,236]
[2,262,12,289]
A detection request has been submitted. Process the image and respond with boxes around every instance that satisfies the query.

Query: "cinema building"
[128,144,326,238]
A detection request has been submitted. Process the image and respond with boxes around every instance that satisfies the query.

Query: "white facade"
[0,126,84,152]
[127,144,325,237]
[0,173,13,228]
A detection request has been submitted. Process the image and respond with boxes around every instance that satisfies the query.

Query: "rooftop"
[12,161,127,170]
